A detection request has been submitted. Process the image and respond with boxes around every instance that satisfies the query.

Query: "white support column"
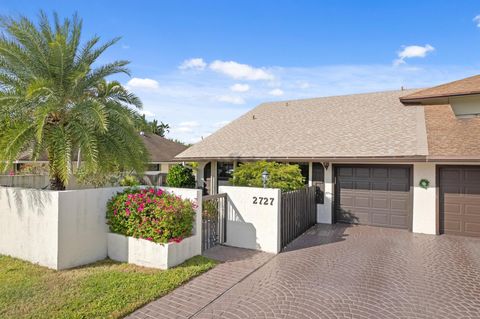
[308,162,313,187]
[211,160,218,195]
[412,163,437,234]
[196,162,207,188]
[317,164,333,224]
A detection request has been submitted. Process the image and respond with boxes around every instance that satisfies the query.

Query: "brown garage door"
[334,165,412,229]
[439,166,480,237]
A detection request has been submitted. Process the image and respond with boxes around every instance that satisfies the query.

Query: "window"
[217,162,234,181]
[146,164,160,171]
[312,163,325,204]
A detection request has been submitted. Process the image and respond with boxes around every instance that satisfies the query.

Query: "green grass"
[0,255,217,319]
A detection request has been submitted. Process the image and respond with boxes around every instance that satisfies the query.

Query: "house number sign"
[252,196,275,205]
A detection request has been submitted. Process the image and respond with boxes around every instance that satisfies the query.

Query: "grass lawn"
[0,255,216,319]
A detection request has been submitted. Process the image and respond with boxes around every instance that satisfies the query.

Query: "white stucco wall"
[317,165,333,224]
[0,187,60,269]
[57,187,124,269]
[0,186,202,270]
[412,163,437,235]
[220,186,281,253]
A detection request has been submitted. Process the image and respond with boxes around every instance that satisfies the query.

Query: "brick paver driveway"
[194,224,480,319]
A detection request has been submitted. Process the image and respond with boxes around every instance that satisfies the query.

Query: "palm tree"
[0,12,148,190]
[150,119,170,137]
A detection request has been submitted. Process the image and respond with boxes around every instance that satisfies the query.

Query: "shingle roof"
[424,104,480,160]
[400,75,480,103]
[140,133,188,162]
[18,133,187,163]
[177,90,429,160]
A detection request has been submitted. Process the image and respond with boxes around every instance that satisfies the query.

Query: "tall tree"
[0,12,148,190]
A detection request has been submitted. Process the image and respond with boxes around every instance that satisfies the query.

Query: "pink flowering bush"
[106,188,196,244]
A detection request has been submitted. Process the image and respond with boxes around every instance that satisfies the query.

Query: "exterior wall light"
[262,170,269,188]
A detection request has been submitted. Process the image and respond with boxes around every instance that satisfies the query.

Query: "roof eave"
[175,155,428,162]
[400,91,480,103]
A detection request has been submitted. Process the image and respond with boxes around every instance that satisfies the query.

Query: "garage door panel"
[354,197,370,208]
[465,222,480,235]
[390,168,409,179]
[465,205,480,215]
[372,197,388,209]
[354,181,370,191]
[440,169,461,181]
[335,165,411,229]
[390,215,408,228]
[372,168,388,178]
[442,220,461,233]
[464,186,480,195]
[372,182,388,191]
[464,169,480,182]
[371,213,389,226]
[444,203,462,215]
[390,183,409,192]
[440,166,480,237]
[338,167,353,177]
[391,198,409,211]
[339,195,354,206]
[355,168,370,178]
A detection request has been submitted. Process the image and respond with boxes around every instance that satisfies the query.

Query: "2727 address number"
[252,197,274,205]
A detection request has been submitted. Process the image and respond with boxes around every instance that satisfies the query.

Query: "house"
[177,75,480,238]
[13,133,187,185]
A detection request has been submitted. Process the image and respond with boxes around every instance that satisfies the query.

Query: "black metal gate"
[280,186,317,249]
[202,193,227,251]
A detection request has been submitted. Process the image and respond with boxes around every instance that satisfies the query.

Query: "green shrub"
[230,161,305,192]
[119,175,140,186]
[166,164,196,188]
[106,188,196,243]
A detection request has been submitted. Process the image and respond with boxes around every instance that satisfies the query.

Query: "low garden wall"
[0,186,202,270]
[219,186,281,253]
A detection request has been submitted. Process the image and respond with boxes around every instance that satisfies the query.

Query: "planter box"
[0,186,202,270]
[107,233,201,269]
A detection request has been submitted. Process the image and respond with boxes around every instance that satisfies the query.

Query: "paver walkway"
[126,246,273,319]
[128,224,480,319]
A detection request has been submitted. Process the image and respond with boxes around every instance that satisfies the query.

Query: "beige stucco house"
[177,75,480,238]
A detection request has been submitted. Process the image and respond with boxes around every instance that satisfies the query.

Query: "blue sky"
[2,1,480,143]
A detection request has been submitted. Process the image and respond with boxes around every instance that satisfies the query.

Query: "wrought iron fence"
[280,186,317,249]
[202,193,227,251]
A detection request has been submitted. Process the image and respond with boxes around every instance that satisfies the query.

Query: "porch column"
[211,160,218,195]
[308,162,313,186]
[318,164,333,224]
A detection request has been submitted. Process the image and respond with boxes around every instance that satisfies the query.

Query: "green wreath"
[419,179,430,189]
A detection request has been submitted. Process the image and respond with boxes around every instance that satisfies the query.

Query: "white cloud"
[130,61,474,144]
[474,15,480,27]
[230,83,250,92]
[210,60,274,81]
[296,81,310,89]
[121,44,130,49]
[139,110,155,117]
[126,78,160,91]
[269,88,284,96]
[216,95,246,105]
[171,121,200,134]
[179,58,207,70]
[394,44,435,66]
[179,121,200,128]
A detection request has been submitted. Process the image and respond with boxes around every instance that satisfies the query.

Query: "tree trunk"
[50,174,66,190]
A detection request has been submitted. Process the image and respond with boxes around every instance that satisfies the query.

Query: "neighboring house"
[13,133,187,185]
[177,75,480,238]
